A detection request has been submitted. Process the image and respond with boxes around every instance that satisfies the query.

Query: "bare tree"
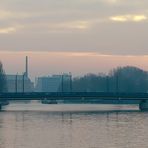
[0,61,7,92]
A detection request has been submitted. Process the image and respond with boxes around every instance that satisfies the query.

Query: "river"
[0,102,148,148]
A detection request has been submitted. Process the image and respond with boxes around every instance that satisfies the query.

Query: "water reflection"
[0,104,148,148]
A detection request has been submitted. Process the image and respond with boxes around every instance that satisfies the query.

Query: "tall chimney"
[25,56,28,77]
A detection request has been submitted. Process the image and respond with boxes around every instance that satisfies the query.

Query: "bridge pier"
[0,104,2,111]
[139,100,148,111]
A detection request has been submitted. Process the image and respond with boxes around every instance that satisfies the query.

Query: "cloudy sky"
[0,0,148,79]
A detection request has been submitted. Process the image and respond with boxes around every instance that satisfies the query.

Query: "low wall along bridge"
[1,92,148,111]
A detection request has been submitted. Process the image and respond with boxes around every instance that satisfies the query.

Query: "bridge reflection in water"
[0,92,148,111]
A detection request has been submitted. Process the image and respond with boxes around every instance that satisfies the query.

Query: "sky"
[0,0,148,80]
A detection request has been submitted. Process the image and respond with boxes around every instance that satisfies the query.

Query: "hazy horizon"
[0,0,148,80]
[0,51,148,81]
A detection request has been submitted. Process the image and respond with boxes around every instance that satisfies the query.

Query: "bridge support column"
[0,104,2,111]
[139,100,148,111]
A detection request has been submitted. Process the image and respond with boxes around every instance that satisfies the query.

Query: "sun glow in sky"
[0,27,16,34]
[110,15,147,22]
[0,0,148,79]
[0,51,148,80]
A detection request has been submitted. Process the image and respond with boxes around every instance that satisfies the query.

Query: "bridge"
[1,92,148,111]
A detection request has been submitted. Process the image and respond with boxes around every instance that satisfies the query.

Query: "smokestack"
[25,56,28,77]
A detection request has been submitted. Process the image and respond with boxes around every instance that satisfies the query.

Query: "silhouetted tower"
[61,74,64,92]
[15,73,18,93]
[25,56,28,78]
[22,56,28,93]
[106,76,109,92]
[69,72,72,92]
[22,73,25,93]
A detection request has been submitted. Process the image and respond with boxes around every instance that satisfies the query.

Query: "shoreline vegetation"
[72,66,148,93]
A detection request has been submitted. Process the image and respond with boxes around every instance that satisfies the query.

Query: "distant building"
[35,74,72,92]
[6,74,34,92]
[6,56,34,92]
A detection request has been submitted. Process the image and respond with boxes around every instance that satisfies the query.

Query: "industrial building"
[6,56,34,92]
[35,74,72,92]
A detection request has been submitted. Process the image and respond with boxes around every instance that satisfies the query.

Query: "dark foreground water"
[0,102,148,148]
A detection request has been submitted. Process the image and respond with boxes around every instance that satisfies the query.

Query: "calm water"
[0,102,148,148]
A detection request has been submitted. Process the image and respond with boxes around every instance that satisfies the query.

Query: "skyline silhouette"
[0,51,148,80]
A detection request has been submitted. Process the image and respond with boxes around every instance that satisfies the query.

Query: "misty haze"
[0,0,148,148]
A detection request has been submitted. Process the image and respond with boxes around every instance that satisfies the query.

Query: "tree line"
[72,66,148,93]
